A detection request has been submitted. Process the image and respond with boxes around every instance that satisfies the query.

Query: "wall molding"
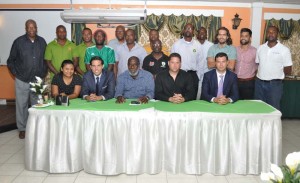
[264,12,300,20]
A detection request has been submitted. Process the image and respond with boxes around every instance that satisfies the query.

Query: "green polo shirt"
[44,39,76,78]
[74,42,95,73]
[84,45,115,70]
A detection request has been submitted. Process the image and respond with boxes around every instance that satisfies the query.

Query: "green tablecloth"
[38,99,276,114]
[281,80,300,118]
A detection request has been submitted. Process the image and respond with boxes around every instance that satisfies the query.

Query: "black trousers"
[187,71,199,100]
[238,79,255,100]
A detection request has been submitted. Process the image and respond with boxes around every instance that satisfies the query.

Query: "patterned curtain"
[138,14,221,49]
[263,18,300,42]
[71,23,86,45]
[263,19,300,76]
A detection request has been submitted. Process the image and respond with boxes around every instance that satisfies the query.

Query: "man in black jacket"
[155,53,195,104]
[7,19,47,139]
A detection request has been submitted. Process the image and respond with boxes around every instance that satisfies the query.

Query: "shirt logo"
[193,49,196,52]
[149,61,154,66]
[161,62,166,68]
[91,53,95,56]
[68,47,72,51]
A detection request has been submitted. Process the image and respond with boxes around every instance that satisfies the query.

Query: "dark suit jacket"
[81,70,115,100]
[201,69,239,102]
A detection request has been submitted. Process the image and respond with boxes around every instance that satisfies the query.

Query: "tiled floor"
[0,119,299,183]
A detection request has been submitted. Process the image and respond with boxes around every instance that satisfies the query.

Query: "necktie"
[95,76,100,95]
[217,75,224,97]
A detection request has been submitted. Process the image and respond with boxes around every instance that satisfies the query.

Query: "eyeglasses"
[184,27,193,31]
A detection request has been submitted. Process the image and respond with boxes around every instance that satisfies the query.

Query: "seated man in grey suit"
[82,56,115,101]
[201,52,239,104]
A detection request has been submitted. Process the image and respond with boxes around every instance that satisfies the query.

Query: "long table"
[25,99,282,175]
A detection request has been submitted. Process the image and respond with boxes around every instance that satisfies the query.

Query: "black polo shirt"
[142,52,169,76]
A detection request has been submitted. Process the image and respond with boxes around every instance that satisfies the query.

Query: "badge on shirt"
[149,61,154,66]
[161,62,166,68]
[68,47,72,51]
[193,49,196,52]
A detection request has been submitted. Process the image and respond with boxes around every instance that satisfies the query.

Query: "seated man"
[201,52,239,104]
[115,56,154,104]
[155,53,195,103]
[81,56,115,101]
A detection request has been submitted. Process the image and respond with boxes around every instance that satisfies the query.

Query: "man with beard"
[171,23,202,99]
[115,29,147,77]
[84,29,115,73]
[45,25,76,79]
[196,27,213,99]
[7,19,47,139]
[115,56,154,104]
[143,29,170,55]
[142,39,169,77]
[207,27,237,71]
[73,28,94,75]
[255,26,292,110]
[108,25,126,51]
[234,28,257,99]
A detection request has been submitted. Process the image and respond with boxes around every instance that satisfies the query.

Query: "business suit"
[201,69,239,102]
[81,70,115,100]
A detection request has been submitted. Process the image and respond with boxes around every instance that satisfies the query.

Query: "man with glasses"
[142,39,169,77]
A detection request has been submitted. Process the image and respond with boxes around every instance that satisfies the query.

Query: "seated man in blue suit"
[201,52,239,104]
[81,56,115,101]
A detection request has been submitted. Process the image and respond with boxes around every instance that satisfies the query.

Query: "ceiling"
[146,0,300,5]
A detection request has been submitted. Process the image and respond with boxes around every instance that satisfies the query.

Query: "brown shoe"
[19,131,25,139]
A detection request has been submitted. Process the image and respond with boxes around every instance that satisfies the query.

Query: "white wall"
[0,11,71,65]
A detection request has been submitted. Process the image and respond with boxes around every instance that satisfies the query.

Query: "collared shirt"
[235,45,257,79]
[115,70,154,99]
[199,40,213,74]
[107,38,125,51]
[256,41,292,80]
[142,52,169,76]
[155,69,195,102]
[84,45,115,69]
[74,42,95,73]
[115,42,147,76]
[143,43,170,56]
[44,39,76,78]
[171,38,202,72]
[211,70,233,103]
[207,44,237,61]
[7,34,47,83]
[94,74,102,83]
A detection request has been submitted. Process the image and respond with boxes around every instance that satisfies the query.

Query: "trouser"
[187,71,199,100]
[254,78,283,110]
[15,78,37,131]
[238,79,255,100]
[196,74,204,100]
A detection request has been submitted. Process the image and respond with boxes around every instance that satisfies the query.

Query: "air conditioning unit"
[60,9,147,24]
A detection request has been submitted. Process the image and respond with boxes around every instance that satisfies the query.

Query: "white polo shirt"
[256,41,292,80]
[171,38,202,72]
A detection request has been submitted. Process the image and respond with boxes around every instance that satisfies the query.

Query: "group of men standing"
[7,19,292,139]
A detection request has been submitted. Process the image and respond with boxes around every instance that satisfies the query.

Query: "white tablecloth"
[25,107,282,175]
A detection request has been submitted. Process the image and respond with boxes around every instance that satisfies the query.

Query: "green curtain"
[167,14,189,36]
[142,14,166,32]
[71,23,86,45]
[263,18,300,43]
[139,14,221,42]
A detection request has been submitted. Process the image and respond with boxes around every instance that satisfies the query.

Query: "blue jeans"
[254,78,283,110]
